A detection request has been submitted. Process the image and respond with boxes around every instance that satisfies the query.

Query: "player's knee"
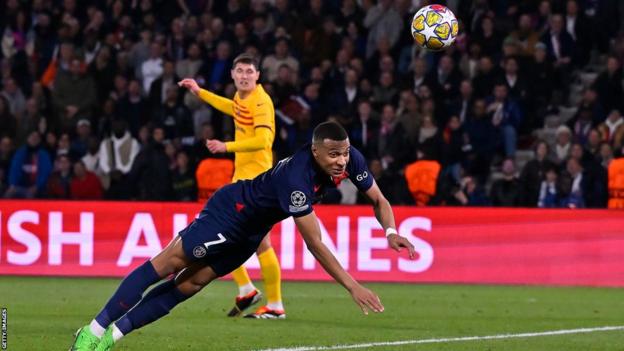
[152,257,186,277]
[176,280,205,296]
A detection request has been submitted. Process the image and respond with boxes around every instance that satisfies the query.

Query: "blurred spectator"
[16,98,47,145]
[473,16,503,59]
[117,79,149,137]
[573,142,609,207]
[490,158,523,207]
[89,45,115,104]
[577,87,605,126]
[0,136,14,196]
[449,80,475,125]
[599,142,614,169]
[442,116,466,182]
[43,131,57,158]
[542,13,576,67]
[198,40,232,92]
[541,14,575,92]
[329,68,362,120]
[459,42,482,80]
[553,125,573,164]
[520,140,556,207]
[98,118,139,198]
[81,136,101,173]
[148,60,180,112]
[430,55,462,109]
[164,142,178,171]
[69,119,92,160]
[404,57,434,94]
[371,71,399,108]
[4,131,52,198]
[0,95,17,138]
[261,38,300,83]
[586,128,602,158]
[472,56,500,99]
[397,90,421,142]
[55,133,71,159]
[592,57,623,116]
[154,85,193,142]
[529,42,555,122]
[129,30,153,78]
[128,126,172,200]
[598,109,624,151]
[377,103,408,171]
[501,57,529,109]
[175,42,203,80]
[565,0,592,67]
[464,99,497,182]
[140,41,164,94]
[46,154,72,199]
[417,114,444,163]
[486,83,522,157]
[370,157,413,205]
[454,175,490,206]
[171,150,196,201]
[569,106,593,145]
[272,64,297,108]
[508,14,540,57]
[349,99,379,159]
[559,157,587,208]
[537,165,560,208]
[1,77,26,118]
[363,0,401,58]
[52,58,97,133]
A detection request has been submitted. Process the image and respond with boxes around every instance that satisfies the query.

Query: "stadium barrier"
[0,200,622,287]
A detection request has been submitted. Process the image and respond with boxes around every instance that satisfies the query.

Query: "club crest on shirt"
[289,190,309,212]
[193,245,207,258]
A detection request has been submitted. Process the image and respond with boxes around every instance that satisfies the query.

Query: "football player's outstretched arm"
[364,180,416,258]
[177,78,234,116]
[294,211,384,315]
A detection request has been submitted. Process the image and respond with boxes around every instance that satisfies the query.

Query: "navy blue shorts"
[179,184,267,277]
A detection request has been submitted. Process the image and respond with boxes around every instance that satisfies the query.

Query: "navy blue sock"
[95,261,161,328]
[114,279,190,335]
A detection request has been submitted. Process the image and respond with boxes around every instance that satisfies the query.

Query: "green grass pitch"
[1,276,623,350]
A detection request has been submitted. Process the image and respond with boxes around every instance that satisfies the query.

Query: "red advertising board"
[0,200,622,287]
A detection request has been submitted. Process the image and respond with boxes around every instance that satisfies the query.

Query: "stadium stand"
[0,0,623,208]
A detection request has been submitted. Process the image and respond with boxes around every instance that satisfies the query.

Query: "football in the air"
[411,4,458,51]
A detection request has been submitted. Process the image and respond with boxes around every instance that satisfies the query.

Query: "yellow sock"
[258,247,282,306]
[231,265,253,291]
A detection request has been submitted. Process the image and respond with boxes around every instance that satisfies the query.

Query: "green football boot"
[69,326,100,351]
[94,326,115,351]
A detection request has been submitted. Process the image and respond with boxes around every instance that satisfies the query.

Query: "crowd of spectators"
[0,0,623,208]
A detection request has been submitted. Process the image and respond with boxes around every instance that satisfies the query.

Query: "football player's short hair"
[232,53,260,71]
[312,122,348,144]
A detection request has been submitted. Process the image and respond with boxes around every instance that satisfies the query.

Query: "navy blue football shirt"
[237,143,373,226]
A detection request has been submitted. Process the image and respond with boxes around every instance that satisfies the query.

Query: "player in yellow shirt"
[178,53,284,319]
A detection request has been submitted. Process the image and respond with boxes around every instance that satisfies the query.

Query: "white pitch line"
[256,325,624,351]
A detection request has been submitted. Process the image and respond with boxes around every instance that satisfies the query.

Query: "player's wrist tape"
[385,228,398,237]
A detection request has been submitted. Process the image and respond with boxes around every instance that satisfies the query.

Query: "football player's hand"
[206,139,227,153]
[177,78,200,95]
[350,284,384,315]
[388,234,416,259]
